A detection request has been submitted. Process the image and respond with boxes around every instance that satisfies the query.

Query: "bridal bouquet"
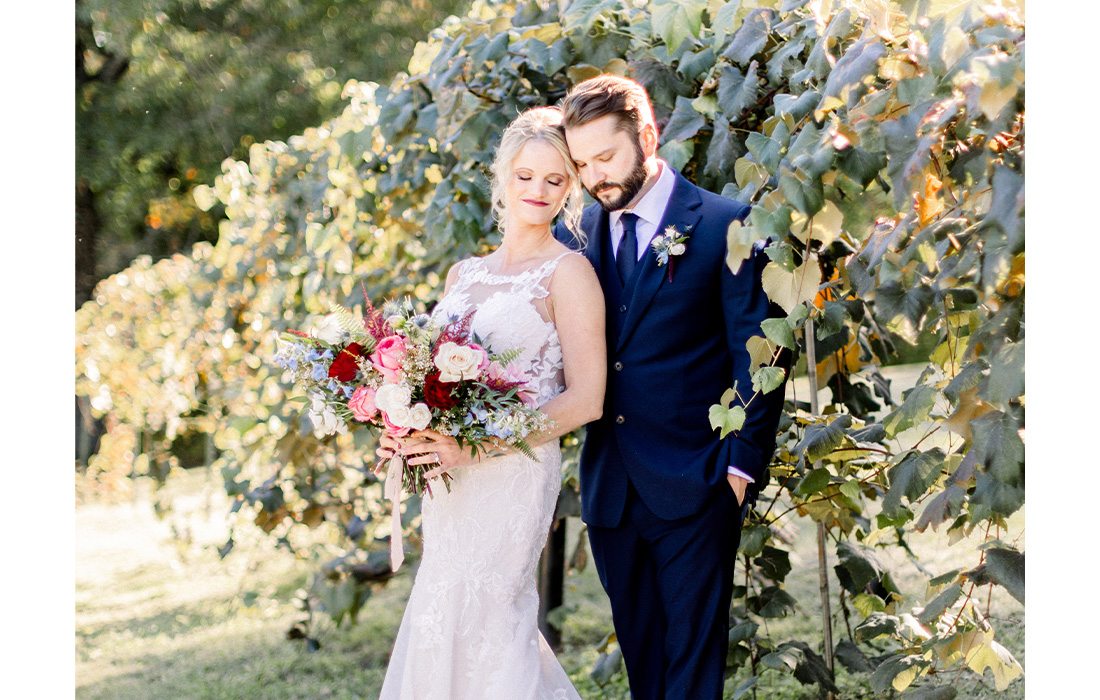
[275,297,549,570]
[274,297,549,494]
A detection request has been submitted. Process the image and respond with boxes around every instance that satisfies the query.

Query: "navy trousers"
[587,479,747,700]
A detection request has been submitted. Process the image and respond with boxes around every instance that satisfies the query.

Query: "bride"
[376,106,606,699]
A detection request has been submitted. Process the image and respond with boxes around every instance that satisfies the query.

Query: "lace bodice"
[431,251,579,407]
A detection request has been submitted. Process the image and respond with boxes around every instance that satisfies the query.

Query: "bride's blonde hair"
[489,106,585,245]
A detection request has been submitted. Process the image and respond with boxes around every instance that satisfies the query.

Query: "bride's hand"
[372,433,402,474]
[400,429,479,479]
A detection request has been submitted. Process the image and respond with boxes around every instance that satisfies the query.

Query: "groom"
[556,76,788,698]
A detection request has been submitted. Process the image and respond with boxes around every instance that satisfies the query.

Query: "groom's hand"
[726,473,749,507]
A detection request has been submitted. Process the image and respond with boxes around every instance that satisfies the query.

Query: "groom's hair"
[560,75,656,138]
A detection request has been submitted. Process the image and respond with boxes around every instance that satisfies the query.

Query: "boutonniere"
[651,225,691,281]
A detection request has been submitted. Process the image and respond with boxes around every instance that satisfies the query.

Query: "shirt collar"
[609,160,676,232]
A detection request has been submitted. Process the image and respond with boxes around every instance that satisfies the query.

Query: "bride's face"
[504,140,571,228]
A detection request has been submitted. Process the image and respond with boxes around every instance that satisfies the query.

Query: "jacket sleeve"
[718,228,791,489]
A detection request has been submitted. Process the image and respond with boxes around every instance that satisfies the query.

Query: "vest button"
[613,362,623,371]
[619,304,627,313]
[615,415,625,424]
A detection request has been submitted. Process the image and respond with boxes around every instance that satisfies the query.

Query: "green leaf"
[679,47,715,82]
[834,541,887,594]
[944,359,989,404]
[751,366,786,395]
[835,639,875,673]
[710,0,743,50]
[966,547,1024,603]
[754,585,797,617]
[969,411,1023,484]
[562,0,621,34]
[738,525,769,557]
[662,95,707,143]
[746,131,782,173]
[822,38,887,102]
[871,654,931,694]
[917,583,962,623]
[774,90,820,121]
[778,167,825,216]
[754,545,792,581]
[883,449,945,517]
[855,612,899,642]
[981,341,1023,409]
[731,675,757,700]
[883,385,938,437]
[651,0,707,53]
[723,8,772,65]
[794,467,830,497]
[838,479,862,502]
[728,620,759,645]
[838,147,887,188]
[658,139,695,171]
[760,318,795,349]
[704,115,739,178]
[795,414,852,462]
[717,61,761,118]
[709,404,746,439]
[761,641,838,692]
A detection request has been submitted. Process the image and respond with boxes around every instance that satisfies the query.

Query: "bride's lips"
[522,199,549,207]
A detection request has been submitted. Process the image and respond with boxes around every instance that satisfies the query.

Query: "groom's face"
[565,114,650,212]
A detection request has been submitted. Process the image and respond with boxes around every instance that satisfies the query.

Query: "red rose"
[423,371,460,410]
[328,343,364,382]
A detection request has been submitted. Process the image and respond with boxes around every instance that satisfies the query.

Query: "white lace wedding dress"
[379,251,582,700]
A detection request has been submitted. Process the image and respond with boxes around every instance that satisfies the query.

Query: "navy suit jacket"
[558,169,787,528]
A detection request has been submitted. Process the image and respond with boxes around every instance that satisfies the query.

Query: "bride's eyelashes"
[515,172,565,188]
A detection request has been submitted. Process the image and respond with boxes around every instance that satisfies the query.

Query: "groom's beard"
[588,144,648,212]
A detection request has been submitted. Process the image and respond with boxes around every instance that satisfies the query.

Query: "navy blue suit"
[557,169,787,699]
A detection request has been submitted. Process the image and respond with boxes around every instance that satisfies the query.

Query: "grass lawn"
[76,475,1022,699]
[77,367,1023,698]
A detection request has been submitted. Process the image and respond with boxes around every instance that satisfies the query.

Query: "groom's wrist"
[726,466,754,482]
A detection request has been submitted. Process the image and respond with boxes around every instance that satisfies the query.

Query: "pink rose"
[468,343,490,371]
[348,386,379,422]
[370,335,407,383]
[382,410,411,437]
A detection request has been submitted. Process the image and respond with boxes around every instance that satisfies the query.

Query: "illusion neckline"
[468,250,575,282]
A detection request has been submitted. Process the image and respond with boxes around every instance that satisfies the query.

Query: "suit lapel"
[616,174,703,351]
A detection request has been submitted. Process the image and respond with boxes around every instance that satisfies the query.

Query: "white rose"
[670,243,687,256]
[385,404,412,428]
[309,396,347,435]
[434,342,483,382]
[313,315,345,344]
[374,383,412,413]
[408,403,432,430]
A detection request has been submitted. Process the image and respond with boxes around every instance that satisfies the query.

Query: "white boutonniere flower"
[650,225,691,281]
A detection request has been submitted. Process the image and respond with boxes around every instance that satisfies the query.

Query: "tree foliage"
[75,0,467,304]
[76,0,1024,693]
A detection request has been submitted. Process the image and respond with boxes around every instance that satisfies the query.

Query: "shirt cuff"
[726,466,754,483]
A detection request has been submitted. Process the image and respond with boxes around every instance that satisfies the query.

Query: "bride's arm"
[524,253,606,445]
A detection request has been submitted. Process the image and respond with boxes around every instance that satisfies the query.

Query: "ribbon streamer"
[384,454,405,571]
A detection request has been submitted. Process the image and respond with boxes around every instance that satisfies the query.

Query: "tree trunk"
[76,177,100,308]
[537,516,567,650]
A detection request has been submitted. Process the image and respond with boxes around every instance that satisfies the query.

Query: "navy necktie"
[616,212,639,286]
